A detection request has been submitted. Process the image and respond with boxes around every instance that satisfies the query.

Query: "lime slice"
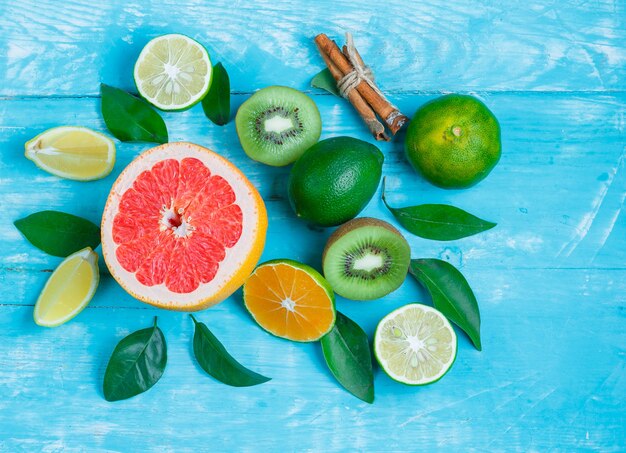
[25,126,115,181]
[374,304,457,385]
[134,34,212,111]
[34,247,99,327]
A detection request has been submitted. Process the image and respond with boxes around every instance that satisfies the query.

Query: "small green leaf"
[14,210,100,257]
[100,83,168,143]
[409,259,482,350]
[311,68,340,97]
[382,179,496,241]
[103,317,167,402]
[190,315,270,387]
[320,312,374,403]
[201,62,230,126]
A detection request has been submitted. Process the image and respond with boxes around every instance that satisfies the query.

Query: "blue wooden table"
[1,0,624,451]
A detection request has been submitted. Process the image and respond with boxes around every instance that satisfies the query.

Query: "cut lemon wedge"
[34,247,99,327]
[374,304,457,385]
[25,126,115,181]
[134,34,212,111]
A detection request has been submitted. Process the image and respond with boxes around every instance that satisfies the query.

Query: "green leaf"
[14,210,100,257]
[190,315,270,387]
[409,259,482,350]
[382,178,496,241]
[201,62,230,125]
[103,317,167,402]
[320,312,374,403]
[100,83,168,144]
[311,68,340,97]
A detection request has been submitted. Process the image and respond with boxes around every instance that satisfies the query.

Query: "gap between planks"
[2,89,626,101]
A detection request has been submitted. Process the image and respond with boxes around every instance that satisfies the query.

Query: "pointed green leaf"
[321,312,374,403]
[14,210,100,257]
[100,83,168,143]
[103,317,167,402]
[191,315,270,387]
[409,259,482,350]
[382,179,496,241]
[201,62,230,126]
[311,68,340,97]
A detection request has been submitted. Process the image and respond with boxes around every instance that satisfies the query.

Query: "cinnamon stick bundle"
[314,33,408,140]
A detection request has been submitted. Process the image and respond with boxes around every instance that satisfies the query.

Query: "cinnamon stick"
[341,43,408,133]
[315,34,408,135]
[315,40,389,141]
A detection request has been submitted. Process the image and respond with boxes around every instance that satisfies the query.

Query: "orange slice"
[101,142,267,311]
[243,259,336,342]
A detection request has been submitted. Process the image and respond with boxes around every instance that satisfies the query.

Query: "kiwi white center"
[264,116,294,134]
[353,253,384,272]
[345,245,391,280]
[254,106,303,146]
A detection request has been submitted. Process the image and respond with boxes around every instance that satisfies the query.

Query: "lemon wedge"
[25,126,115,181]
[34,247,99,327]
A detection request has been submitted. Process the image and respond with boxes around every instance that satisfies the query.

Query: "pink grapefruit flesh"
[101,142,267,311]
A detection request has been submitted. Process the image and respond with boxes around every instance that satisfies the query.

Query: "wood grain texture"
[1,0,625,96]
[0,0,625,451]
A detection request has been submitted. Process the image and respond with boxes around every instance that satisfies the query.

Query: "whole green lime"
[288,136,383,227]
[405,94,501,189]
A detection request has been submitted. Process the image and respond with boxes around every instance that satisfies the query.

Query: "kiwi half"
[322,218,411,301]
[235,86,322,166]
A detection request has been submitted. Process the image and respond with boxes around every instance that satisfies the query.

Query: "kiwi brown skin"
[322,217,406,264]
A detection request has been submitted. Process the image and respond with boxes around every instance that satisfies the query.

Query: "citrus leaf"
[201,62,230,126]
[103,317,167,402]
[190,315,270,387]
[311,68,340,97]
[382,179,496,241]
[321,311,374,403]
[100,83,168,144]
[409,259,482,350]
[14,210,100,257]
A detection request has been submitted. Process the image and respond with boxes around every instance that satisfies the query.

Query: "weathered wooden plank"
[0,266,624,451]
[0,92,624,449]
[1,0,625,96]
[1,92,624,292]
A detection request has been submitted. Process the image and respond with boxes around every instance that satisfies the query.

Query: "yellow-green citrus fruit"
[405,94,501,189]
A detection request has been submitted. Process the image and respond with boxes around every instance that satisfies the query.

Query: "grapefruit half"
[101,142,267,311]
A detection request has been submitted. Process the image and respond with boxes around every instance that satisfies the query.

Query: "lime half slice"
[374,304,457,385]
[34,247,99,327]
[25,126,115,181]
[134,34,212,111]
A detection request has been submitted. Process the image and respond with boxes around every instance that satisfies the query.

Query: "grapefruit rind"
[243,259,336,342]
[101,142,267,311]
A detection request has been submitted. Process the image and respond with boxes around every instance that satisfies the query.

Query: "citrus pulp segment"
[101,142,267,311]
[374,304,457,385]
[243,259,336,342]
[24,126,115,181]
[134,34,212,111]
[34,247,99,327]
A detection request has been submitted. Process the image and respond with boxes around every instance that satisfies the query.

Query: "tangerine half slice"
[243,259,336,342]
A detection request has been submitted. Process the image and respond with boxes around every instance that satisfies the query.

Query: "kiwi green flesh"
[235,86,322,166]
[323,223,411,300]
